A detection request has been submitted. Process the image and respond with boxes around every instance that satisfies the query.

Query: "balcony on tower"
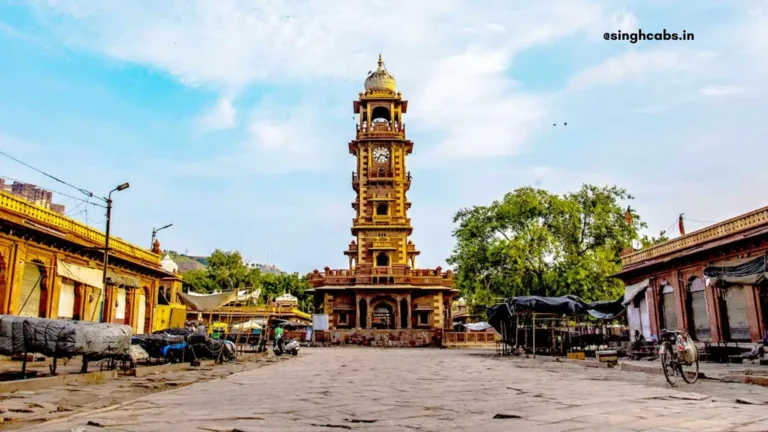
[356,120,405,139]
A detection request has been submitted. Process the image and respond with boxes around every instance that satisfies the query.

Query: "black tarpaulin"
[585,297,625,319]
[487,303,513,331]
[487,294,626,334]
[509,295,587,315]
[703,255,768,286]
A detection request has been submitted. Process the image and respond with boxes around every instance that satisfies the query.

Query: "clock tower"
[308,55,456,340]
[348,54,417,272]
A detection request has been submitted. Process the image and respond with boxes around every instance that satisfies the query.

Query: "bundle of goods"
[127,344,149,367]
[153,328,232,362]
[131,334,186,359]
[0,315,132,359]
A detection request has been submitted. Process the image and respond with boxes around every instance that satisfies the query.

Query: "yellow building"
[0,190,185,334]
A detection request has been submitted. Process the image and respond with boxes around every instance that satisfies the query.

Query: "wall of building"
[621,241,768,343]
[315,328,439,347]
[0,232,163,334]
[318,290,452,331]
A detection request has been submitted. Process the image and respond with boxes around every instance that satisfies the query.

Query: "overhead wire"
[0,174,106,209]
[0,149,103,203]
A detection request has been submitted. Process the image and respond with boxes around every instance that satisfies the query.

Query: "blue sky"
[1,0,768,273]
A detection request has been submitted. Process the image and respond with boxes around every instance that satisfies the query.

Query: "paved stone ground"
[1,354,287,430]
[23,348,768,432]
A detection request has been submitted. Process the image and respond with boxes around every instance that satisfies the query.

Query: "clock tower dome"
[307,55,456,339]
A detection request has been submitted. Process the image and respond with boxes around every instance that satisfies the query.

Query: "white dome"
[160,254,178,273]
[275,292,297,302]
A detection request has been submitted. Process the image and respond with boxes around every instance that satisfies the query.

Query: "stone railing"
[353,217,411,227]
[355,122,406,139]
[622,205,768,266]
[214,304,311,320]
[442,331,497,347]
[0,191,161,264]
[371,241,396,249]
[308,266,454,288]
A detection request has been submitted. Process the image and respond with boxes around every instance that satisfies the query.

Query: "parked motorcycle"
[273,337,300,356]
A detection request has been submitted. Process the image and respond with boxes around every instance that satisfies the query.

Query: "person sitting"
[632,330,646,349]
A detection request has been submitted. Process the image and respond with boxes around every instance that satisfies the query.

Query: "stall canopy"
[179,290,238,312]
[623,279,650,306]
[57,260,104,290]
[186,289,260,303]
[460,322,493,331]
[230,319,264,331]
[106,269,140,288]
[487,294,625,331]
[703,255,768,286]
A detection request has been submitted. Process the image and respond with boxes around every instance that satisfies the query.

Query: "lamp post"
[151,223,173,249]
[95,183,130,321]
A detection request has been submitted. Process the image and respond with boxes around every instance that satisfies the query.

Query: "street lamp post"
[151,223,173,249]
[95,183,130,320]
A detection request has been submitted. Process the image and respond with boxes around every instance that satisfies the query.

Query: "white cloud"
[29,0,634,164]
[697,85,756,97]
[568,49,716,91]
[411,49,547,159]
[196,95,237,130]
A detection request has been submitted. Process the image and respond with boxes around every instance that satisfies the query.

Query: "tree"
[640,231,669,248]
[259,272,314,313]
[179,250,314,312]
[448,184,650,314]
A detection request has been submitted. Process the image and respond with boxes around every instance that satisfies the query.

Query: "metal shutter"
[639,296,651,339]
[724,286,750,341]
[663,293,678,331]
[115,288,127,322]
[58,279,75,319]
[136,292,147,334]
[690,291,710,340]
[19,263,42,317]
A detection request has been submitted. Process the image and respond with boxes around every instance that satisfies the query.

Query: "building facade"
[307,56,457,338]
[0,189,184,334]
[615,206,768,344]
[0,179,65,214]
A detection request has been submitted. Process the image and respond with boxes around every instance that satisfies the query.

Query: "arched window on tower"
[376,252,389,267]
[371,106,390,123]
[376,203,388,216]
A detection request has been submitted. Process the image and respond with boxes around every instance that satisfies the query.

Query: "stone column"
[395,295,401,329]
[355,293,361,329]
[6,242,27,315]
[745,284,762,342]
[705,285,722,342]
[366,297,373,330]
[407,294,412,329]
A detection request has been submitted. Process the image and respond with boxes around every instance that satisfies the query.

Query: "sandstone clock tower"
[308,55,457,341]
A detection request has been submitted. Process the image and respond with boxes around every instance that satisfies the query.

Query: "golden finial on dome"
[365,53,396,93]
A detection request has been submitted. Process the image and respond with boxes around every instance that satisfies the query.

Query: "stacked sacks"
[0,315,132,359]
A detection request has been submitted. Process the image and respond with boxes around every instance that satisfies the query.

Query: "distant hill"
[166,251,283,275]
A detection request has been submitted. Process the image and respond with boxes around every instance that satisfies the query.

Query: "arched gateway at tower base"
[307,55,458,347]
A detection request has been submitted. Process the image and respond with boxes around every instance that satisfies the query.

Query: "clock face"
[373,147,390,164]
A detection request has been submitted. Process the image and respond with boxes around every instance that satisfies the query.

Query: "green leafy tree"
[180,250,313,312]
[260,272,314,313]
[448,184,650,315]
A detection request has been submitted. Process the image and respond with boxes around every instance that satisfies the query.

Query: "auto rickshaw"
[208,321,228,339]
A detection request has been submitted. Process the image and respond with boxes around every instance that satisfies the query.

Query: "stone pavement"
[24,348,768,432]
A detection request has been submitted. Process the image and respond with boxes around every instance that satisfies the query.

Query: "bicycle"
[659,329,699,386]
